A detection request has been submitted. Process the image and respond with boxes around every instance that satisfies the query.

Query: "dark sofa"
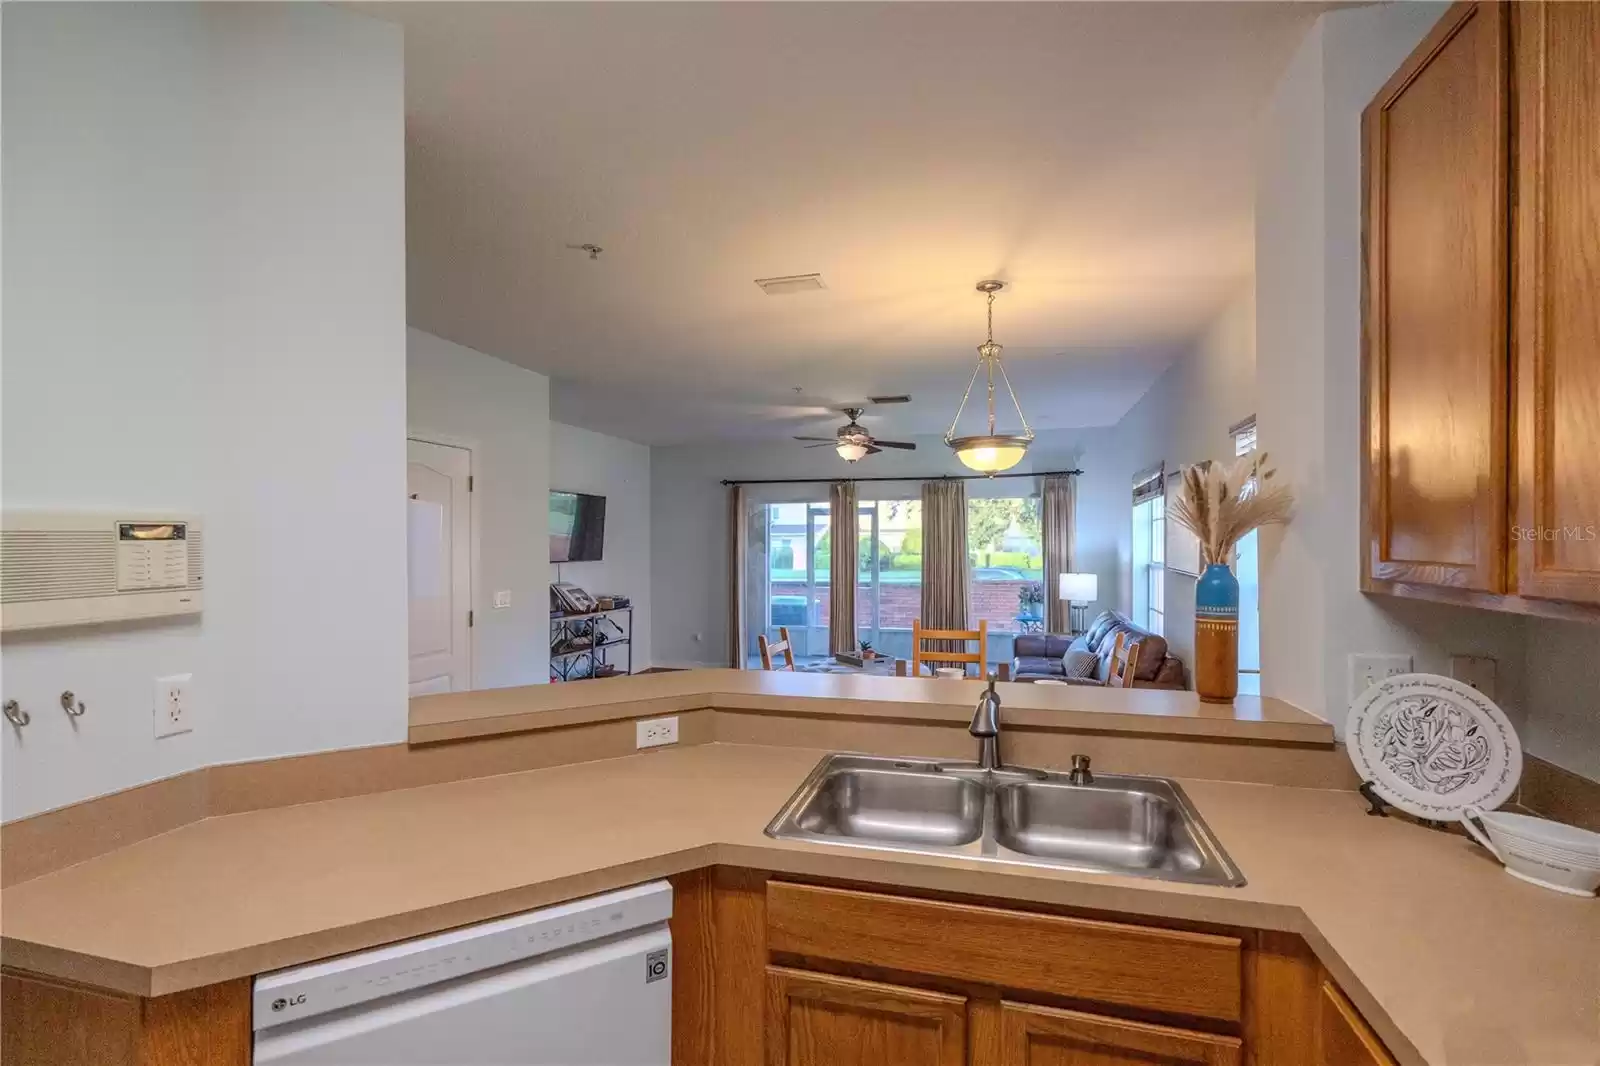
[1010,610,1187,689]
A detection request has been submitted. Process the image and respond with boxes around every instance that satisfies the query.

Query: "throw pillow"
[1062,649,1099,680]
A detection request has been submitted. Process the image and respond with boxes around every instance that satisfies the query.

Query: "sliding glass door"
[750,499,925,666]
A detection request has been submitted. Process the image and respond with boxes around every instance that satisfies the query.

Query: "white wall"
[1254,2,1533,741]
[1,4,406,820]
[551,423,652,672]
[407,329,552,690]
[1110,286,1257,672]
[1523,620,1600,781]
[650,430,1123,669]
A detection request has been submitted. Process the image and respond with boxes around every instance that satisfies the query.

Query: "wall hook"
[60,690,86,717]
[3,700,30,728]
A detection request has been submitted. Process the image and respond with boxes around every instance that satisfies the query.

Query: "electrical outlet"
[1450,654,1498,700]
[1348,654,1411,707]
[493,590,512,609]
[635,716,679,749]
[153,674,192,738]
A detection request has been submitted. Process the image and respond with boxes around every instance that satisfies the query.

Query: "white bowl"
[1470,808,1600,857]
[933,667,966,680]
[1462,806,1600,897]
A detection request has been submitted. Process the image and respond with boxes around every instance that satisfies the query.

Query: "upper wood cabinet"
[1363,1,1510,595]
[1362,1,1600,619]
[1512,1,1600,606]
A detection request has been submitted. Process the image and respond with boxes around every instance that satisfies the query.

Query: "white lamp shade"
[1059,572,1098,603]
[836,442,868,462]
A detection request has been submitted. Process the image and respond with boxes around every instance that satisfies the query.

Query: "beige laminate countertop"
[409,667,1333,744]
[3,744,1595,1066]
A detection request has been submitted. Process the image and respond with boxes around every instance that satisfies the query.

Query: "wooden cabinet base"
[0,970,249,1066]
[1000,1002,1242,1066]
[669,870,1402,1066]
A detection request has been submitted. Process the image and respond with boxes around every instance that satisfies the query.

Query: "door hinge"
[468,610,474,628]
[468,476,474,491]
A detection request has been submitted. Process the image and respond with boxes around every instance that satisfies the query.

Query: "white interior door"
[407,439,472,695]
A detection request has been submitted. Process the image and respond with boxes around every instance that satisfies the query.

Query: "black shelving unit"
[549,606,633,682]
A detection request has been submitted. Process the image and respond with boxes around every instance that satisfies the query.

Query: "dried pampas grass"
[1166,453,1294,567]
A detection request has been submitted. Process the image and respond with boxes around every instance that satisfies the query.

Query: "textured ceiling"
[372,2,1317,444]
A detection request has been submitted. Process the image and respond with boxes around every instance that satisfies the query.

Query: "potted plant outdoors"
[1017,581,1045,619]
[859,639,877,662]
[1166,453,1294,704]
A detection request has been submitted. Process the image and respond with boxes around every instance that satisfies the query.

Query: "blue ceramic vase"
[1195,563,1239,704]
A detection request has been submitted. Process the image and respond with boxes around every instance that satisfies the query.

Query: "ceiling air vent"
[754,273,826,296]
[867,394,912,405]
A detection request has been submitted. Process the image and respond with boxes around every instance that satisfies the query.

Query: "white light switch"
[494,590,512,609]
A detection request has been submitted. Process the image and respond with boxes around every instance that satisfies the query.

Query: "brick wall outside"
[770,579,1039,633]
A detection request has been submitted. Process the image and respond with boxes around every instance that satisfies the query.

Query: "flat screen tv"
[550,490,606,563]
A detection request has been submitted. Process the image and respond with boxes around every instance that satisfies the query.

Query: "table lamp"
[1059,572,1098,635]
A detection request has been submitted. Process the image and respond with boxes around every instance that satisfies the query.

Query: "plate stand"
[1358,780,1452,830]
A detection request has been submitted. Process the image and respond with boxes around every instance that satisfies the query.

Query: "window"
[753,498,923,665]
[1130,465,1165,636]
[966,495,1043,636]
[1233,417,1261,695]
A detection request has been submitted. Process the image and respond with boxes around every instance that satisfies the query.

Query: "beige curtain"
[1042,474,1077,632]
[920,479,970,634]
[828,481,858,656]
[727,485,748,668]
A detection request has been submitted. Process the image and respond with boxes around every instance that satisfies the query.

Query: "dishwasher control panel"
[252,880,672,1030]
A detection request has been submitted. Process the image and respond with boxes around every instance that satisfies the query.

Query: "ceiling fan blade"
[864,444,883,455]
[873,440,917,450]
[793,436,839,442]
[803,442,839,449]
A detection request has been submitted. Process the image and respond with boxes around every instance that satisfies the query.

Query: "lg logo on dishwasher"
[271,993,307,1012]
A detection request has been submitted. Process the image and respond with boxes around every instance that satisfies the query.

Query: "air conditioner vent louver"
[867,395,912,405]
[754,273,826,296]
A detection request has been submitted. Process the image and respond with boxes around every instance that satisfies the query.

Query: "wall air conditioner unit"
[1,512,204,632]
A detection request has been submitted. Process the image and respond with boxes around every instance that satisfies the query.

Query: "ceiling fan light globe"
[836,442,869,462]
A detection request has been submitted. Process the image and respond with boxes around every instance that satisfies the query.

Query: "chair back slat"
[1107,631,1141,689]
[758,626,797,671]
[910,618,988,677]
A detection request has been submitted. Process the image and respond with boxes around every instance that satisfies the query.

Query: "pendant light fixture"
[944,280,1034,474]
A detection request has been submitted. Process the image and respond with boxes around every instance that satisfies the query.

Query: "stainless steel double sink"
[764,754,1244,887]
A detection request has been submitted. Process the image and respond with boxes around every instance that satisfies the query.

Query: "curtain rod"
[719,468,1082,486]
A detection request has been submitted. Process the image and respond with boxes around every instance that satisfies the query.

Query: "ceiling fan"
[794,405,917,463]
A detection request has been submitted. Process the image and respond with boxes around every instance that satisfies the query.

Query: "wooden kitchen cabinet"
[764,966,968,1066]
[1362,0,1511,596]
[1361,1,1600,620]
[0,969,249,1066]
[997,1002,1241,1066]
[1512,0,1600,606]
[1317,980,1399,1066]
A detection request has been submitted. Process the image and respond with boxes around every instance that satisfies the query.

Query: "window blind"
[1131,463,1165,506]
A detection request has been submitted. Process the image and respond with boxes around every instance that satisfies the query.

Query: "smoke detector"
[755,273,826,295]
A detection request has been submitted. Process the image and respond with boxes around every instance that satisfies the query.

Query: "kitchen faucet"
[969,672,1002,770]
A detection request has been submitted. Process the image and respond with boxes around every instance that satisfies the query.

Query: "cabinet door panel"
[765,966,966,1066]
[1513,0,1600,605]
[1317,981,1398,1066]
[997,1002,1240,1066]
[1363,1,1510,592]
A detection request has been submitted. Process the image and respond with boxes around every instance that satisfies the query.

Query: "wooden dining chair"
[1106,631,1141,689]
[911,618,988,678]
[758,626,796,672]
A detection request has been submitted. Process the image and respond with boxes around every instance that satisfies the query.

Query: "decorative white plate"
[1346,673,1522,820]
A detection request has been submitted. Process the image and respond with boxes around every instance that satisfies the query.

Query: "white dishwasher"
[253,881,672,1065]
